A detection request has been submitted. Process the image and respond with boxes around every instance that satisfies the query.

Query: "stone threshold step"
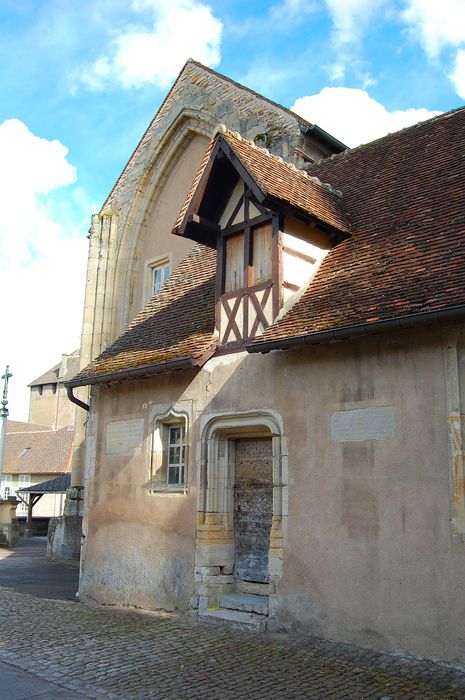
[198,608,267,633]
[235,580,273,596]
[220,593,269,615]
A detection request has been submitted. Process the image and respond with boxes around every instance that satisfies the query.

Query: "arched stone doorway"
[195,410,288,625]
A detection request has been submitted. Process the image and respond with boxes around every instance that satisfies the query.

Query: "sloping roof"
[71,106,465,386]
[173,129,351,236]
[18,473,71,494]
[29,362,60,387]
[4,426,74,475]
[7,421,51,434]
[250,107,465,349]
[70,244,217,385]
[29,351,80,386]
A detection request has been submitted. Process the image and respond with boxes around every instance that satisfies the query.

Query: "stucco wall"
[132,134,209,316]
[29,384,76,429]
[79,326,465,665]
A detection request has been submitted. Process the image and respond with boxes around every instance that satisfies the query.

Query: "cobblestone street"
[1,587,465,698]
[1,541,465,699]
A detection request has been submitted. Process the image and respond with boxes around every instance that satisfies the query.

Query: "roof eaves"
[66,346,217,389]
[247,305,465,354]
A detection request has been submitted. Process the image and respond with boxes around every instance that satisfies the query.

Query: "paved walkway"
[0,536,78,599]
[1,539,465,699]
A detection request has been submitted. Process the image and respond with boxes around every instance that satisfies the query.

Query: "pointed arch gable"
[109,110,218,341]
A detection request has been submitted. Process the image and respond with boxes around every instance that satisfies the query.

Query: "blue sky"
[1,0,464,419]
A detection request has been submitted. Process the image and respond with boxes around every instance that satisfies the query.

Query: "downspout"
[66,386,89,413]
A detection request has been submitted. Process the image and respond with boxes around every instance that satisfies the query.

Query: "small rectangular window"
[167,425,185,485]
[152,261,170,296]
[224,232,244,292]
[1,475,13,499]
[17,475,30,513]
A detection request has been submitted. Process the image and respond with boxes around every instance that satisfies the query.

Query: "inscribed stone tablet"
[106,419,144,455]
[331,406,395,443]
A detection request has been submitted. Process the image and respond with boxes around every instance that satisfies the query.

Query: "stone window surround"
[194,409,288,619]
[149,403,191,494]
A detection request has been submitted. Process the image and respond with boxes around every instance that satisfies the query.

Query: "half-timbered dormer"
[172,128,351,347]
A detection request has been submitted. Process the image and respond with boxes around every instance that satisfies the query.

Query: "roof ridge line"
[222,128,343,199]
[187,59,312,128]
[313,106,465,168]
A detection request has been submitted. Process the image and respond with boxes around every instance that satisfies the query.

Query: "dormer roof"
[172,129,351,242]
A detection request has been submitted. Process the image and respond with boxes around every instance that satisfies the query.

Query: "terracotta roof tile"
[4,426,74,475]
[253,107,465,347]
[72,244,217,383]
[7,421,51,434]
[173,130,351,235]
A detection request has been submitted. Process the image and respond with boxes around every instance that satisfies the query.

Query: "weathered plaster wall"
[29,384,76,429]
[133,134,210,315]
[80,326,465,665]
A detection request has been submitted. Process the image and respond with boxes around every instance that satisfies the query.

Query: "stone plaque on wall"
[105,419,145,455]
[331,406,395,443]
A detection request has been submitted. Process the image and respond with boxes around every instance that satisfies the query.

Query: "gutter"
[247,304,465,355]
[301,124,347,154]
[65,357,197,391]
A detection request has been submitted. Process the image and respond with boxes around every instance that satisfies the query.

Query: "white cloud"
[269,0,318,23]
[324,0,385,47]
[76,0,222,91]
[291,87,441,147]
[451,49,465,99]
[322,0,386,81]
[400,0,465,99]
[0,120,88,420]
[401,0,465,58]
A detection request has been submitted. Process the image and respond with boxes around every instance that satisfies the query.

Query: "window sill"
[149,482,188,494]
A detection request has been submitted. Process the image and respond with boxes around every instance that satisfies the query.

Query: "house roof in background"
[4,426,74,475]
[18,473,71,494]
[7,421,51,434]
[29,350,80,387]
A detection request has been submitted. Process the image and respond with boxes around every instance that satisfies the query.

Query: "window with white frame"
[151,260,170,296]
[17,475,30,512]
[144,255,172,304]
[1,475,13,499]
[151,410,188,491]
[167,425,186,485]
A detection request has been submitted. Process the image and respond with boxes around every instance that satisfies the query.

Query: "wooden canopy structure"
[17,474,71,532]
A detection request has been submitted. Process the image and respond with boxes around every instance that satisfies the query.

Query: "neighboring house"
[2,422,73,518]
[29,350,79,429]
[64,60,465,666]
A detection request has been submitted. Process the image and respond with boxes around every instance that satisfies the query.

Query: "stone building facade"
[65,61,465,666]
[29,351,79,429]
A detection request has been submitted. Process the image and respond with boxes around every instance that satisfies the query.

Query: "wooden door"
[233,437,273,583]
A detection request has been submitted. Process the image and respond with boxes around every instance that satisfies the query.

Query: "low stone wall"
[0,498,20,547]
[47,515,82,561]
